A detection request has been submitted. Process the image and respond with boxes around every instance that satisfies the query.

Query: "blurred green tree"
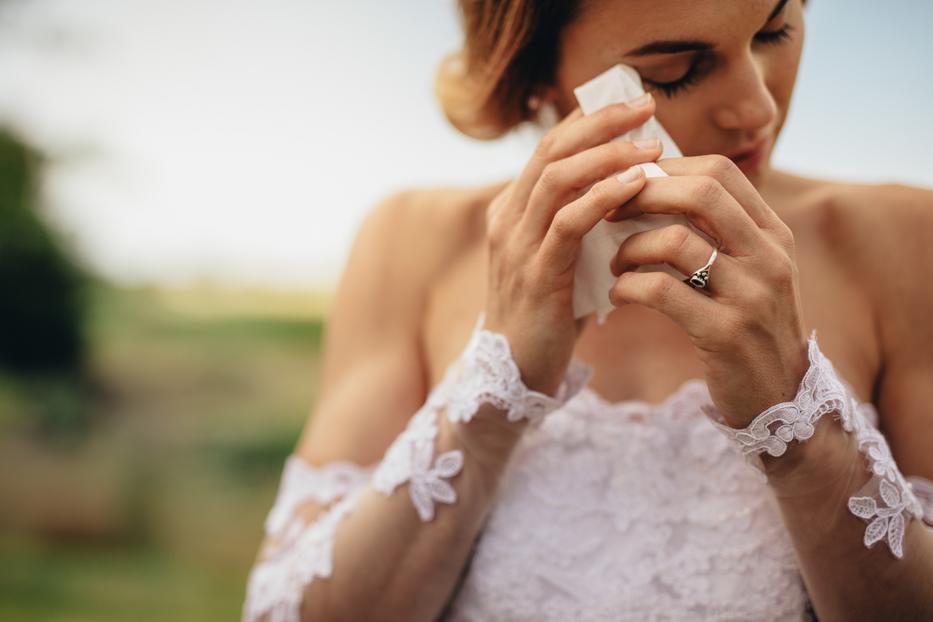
[0,127,87,373]
[0,126,97,441]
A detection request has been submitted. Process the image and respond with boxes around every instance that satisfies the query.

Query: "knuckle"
[486,221,506,250]
[702,153,737,179]
[723,311,752,340]
[484,202,508,246]
[523,256,547,287]
[663,224,694,256]
[691,177,723,207]
[535,131,559,161]
[768,251,797,287]
[537,162,564,194]
[586,179,609,205]
[645,272,673,301]
[549,211,578,242]
[775,222,796,249]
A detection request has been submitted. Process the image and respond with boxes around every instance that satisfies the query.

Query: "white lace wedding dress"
[439,376,846,621]
[243,313,933,622]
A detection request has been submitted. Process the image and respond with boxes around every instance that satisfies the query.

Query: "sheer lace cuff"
[700,329,924,559]
[242,458,375,622]
[440,311,595,427]
[371,310,593,520]
[243,312,593,621]
[906,475,933,527]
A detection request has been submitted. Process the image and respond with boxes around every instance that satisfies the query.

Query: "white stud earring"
[528,94,559,131]
[535,100,560,131]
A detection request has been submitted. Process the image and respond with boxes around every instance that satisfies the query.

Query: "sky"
[0,0,931,289]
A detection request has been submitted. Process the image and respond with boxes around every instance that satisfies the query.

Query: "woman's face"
[547,0,806,187]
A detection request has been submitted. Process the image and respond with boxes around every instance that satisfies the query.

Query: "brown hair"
[436,0,810,141]
[434,1,584,141]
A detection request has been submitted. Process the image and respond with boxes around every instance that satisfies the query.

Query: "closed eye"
[644,23,795,98]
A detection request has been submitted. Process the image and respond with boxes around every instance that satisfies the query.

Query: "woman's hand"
[605,154,811,428]
[483,92,663,397]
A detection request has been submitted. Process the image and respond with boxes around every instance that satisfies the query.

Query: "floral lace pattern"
[372,310,591,521]
[700,329,924,560]
[244,310,590,620]
[245,314,932,621]
[441,311,594,427]
[263,456,375,537]
[242,463,373,622]
[370,400,465,521]
[441,378,814,621]
[906,475,933,526]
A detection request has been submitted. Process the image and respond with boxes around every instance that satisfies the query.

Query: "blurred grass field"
[0,282,334,621]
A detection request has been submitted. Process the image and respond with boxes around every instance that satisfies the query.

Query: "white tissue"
[571,63,719,324]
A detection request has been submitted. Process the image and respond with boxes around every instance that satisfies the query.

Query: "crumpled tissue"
[571,63,719,324]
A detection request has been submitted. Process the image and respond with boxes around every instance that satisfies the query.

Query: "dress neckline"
[470,311,879,425]
[576,375,710,418]
[574,363,879,426]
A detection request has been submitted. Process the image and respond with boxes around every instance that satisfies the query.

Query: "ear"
[538,85,560,107]
[538,85,576,119]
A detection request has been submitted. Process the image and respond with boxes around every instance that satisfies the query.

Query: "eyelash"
[647,23,794,98]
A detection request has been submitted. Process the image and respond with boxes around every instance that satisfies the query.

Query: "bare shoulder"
[773,170,933,470]
[293,179,503,466]
[772,170,933,298]
[346,180,498,315]
[377,180,501,291]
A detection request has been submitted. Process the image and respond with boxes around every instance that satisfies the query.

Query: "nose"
[711,51,778,134]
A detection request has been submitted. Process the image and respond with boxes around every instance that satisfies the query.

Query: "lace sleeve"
[701,328,925,560]
[241,457,375,622]
[242,311,593,622]
[906,475,933,528]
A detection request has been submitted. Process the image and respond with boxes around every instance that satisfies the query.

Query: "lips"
[726,135,771,174]
[727,136,769,162]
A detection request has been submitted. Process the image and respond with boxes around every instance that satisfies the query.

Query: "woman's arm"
[244,321,590,622]
[752,186,933,622]
[241,191,593,622]
[753,195,933,622]
[754,397,933,622]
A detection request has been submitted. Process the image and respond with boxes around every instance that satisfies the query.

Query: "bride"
[242,0,933,620]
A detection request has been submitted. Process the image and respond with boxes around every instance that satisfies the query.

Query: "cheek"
[769,15,806,106]
[652,100,714,157]
[768,45,803,101]
[763,44,804,131]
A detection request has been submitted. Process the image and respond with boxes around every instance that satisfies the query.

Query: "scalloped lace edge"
[243,311,592,621]
[701,328,925,559]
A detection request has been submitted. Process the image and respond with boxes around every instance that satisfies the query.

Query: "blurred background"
[0,0,931,620]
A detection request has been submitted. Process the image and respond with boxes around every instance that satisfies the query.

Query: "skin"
[549,0,803,194]
[414,0,933,619]
[253,1,933,620]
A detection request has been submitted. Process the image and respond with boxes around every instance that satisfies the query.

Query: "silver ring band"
[683,246,718,289]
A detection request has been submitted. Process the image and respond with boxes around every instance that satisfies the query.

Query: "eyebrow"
[622,0,789,57]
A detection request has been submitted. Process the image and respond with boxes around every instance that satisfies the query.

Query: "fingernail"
[628,92,652,108]
[634,136,660,150]
[616,165,642,184]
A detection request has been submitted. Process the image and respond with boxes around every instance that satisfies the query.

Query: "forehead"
[564,0,779,56]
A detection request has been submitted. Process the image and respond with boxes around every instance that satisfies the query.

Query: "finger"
[605,175,766,258]
[538,165,647,274]
[521,137,662,240]
[511,95,657,213]
[492,107,584,227]
[656,155,787,234]
[609,223,740,295]
[609,270,721,340]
